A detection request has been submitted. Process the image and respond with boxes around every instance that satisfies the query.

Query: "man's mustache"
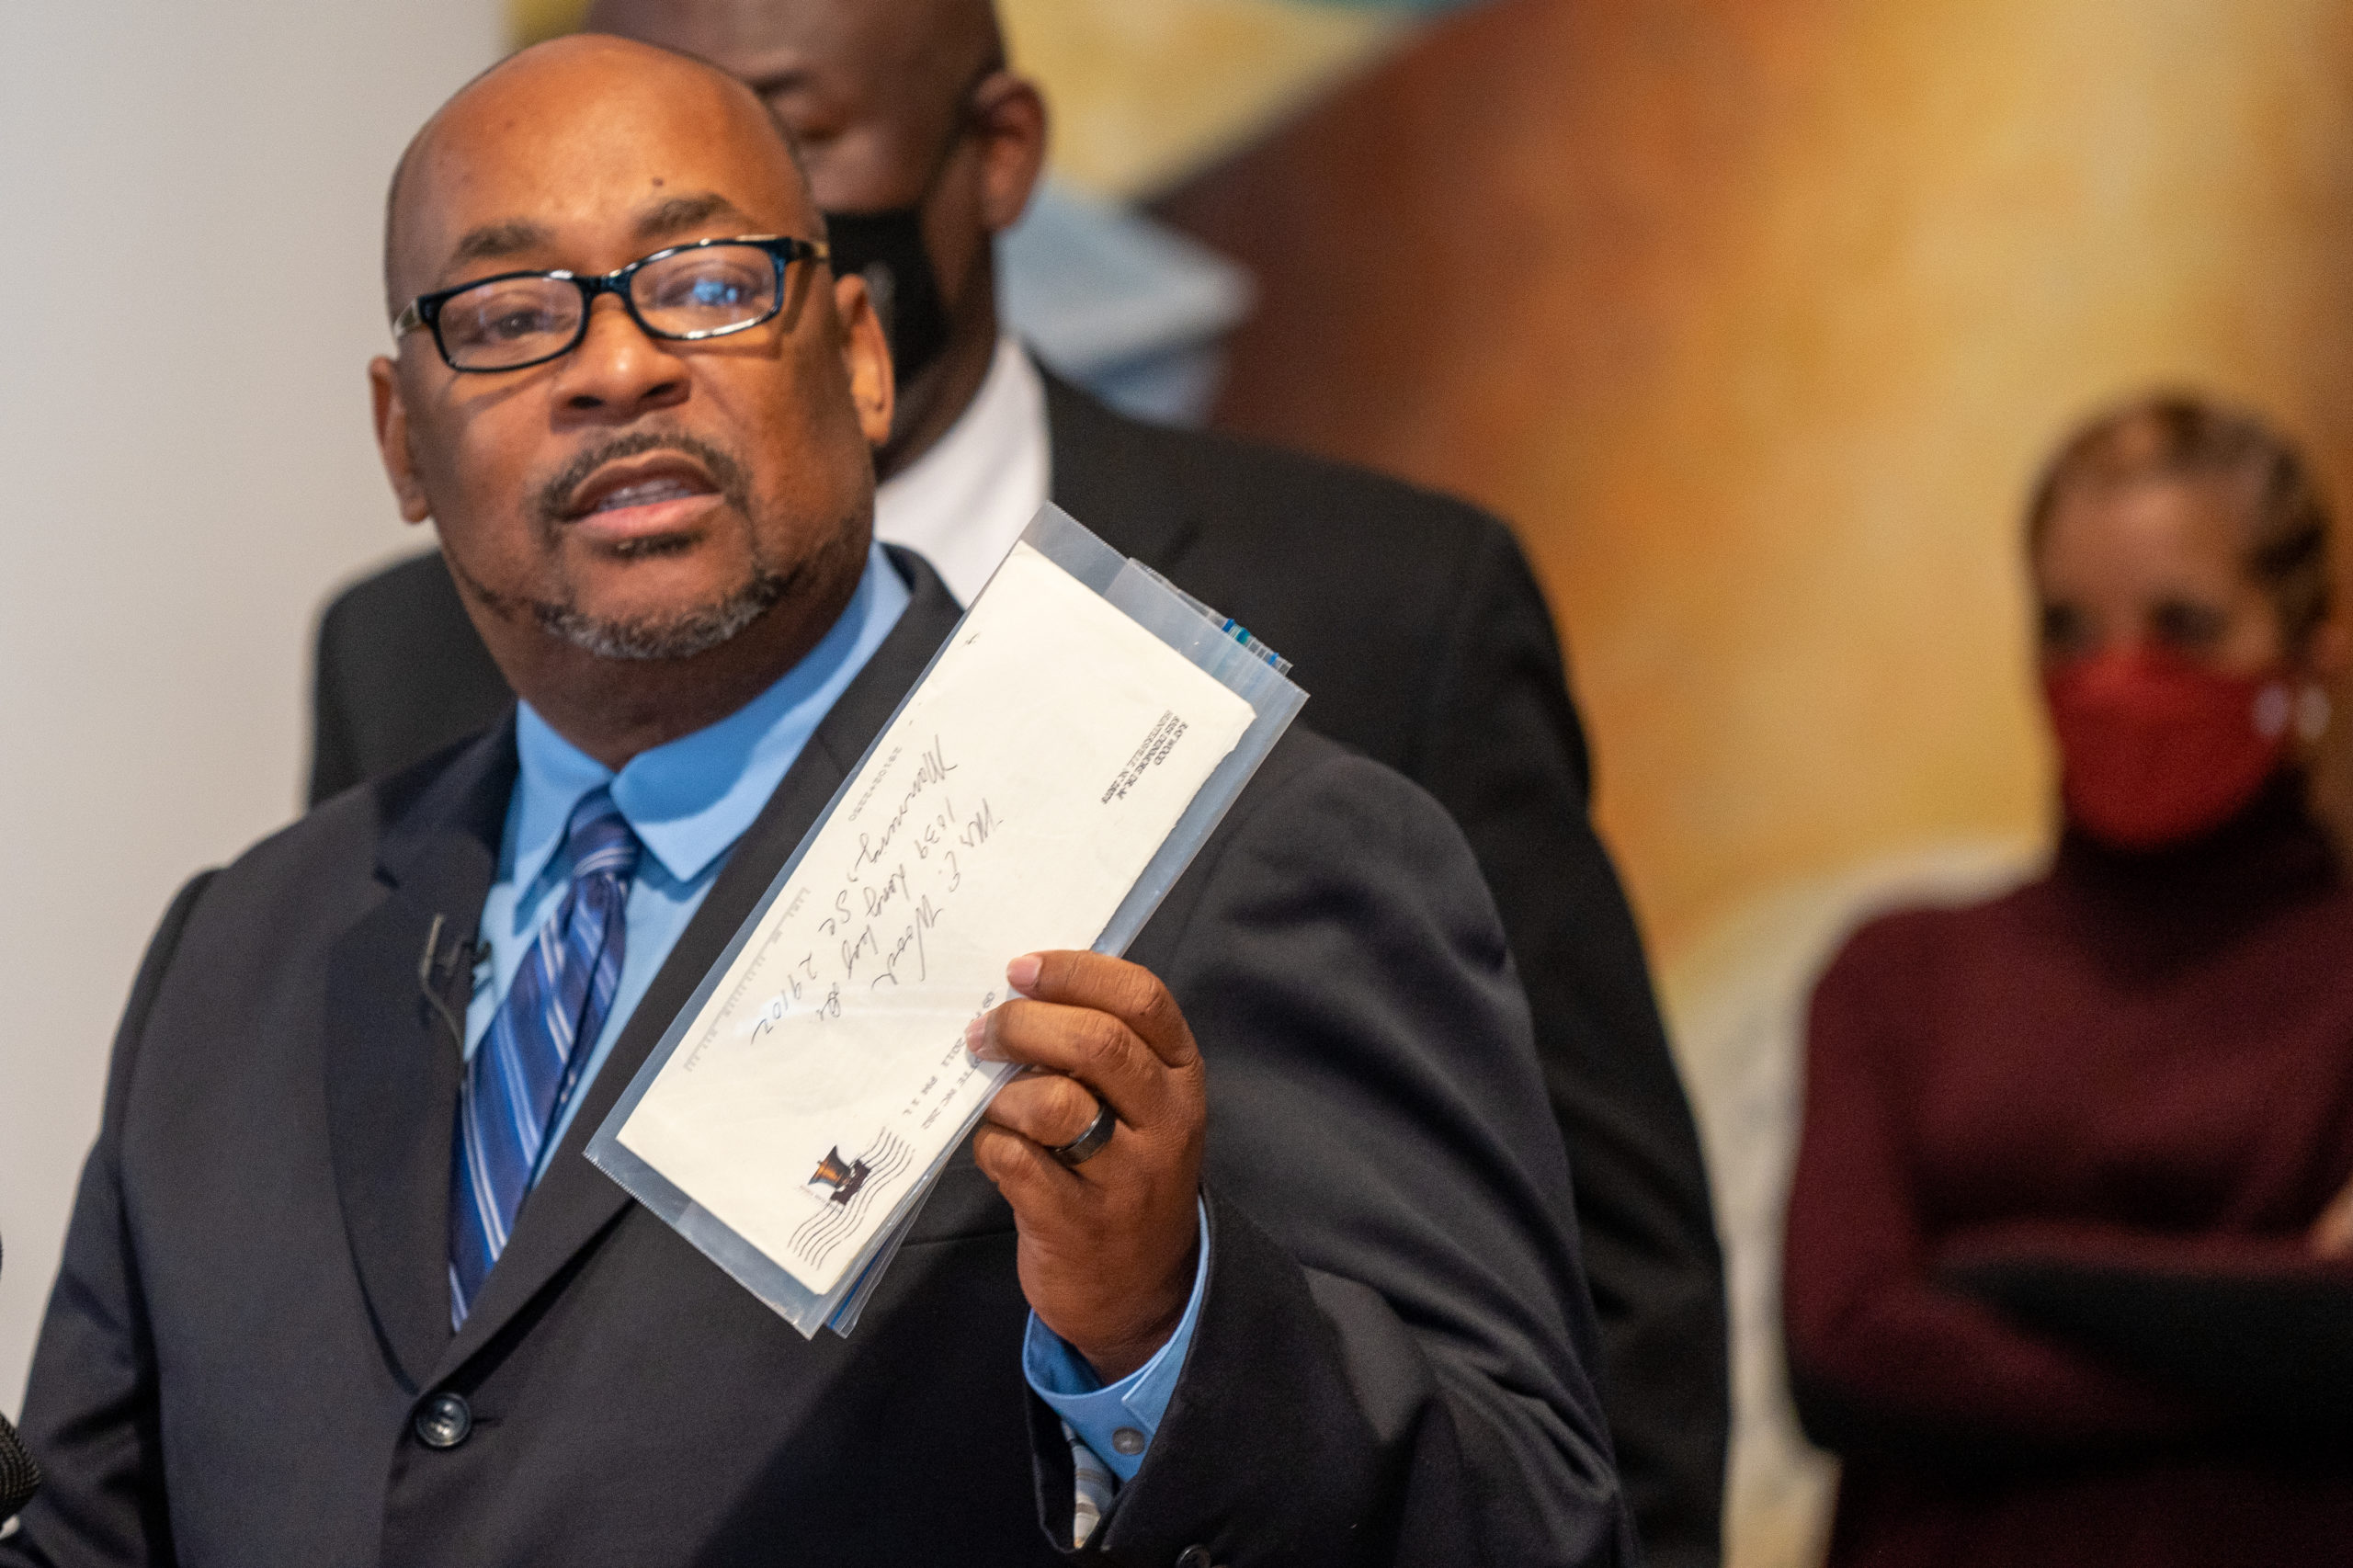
[532,430,755,533]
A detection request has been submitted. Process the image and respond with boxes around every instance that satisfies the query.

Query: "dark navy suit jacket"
[10,553,1633,1567]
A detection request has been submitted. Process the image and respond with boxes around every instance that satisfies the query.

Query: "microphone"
[0,1238,40,1521]
[416,914,479,1047]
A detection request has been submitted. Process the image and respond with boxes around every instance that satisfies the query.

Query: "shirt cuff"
[1021,1198,1210,1483]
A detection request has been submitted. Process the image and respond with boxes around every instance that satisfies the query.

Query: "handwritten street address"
[610,542,1257,1296]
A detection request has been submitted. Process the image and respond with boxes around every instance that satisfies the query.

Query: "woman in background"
[1785,392,2353,1565]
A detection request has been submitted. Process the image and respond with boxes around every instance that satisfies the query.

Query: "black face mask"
[824,207,953,387]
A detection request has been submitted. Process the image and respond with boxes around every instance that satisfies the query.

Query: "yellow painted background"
[510,0,1404,199]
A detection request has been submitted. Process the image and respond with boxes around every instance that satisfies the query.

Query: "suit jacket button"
[1176,1549,1213,1568]
[413,1392,472,1449]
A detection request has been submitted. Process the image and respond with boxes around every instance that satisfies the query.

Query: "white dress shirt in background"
[872,335,1051,607]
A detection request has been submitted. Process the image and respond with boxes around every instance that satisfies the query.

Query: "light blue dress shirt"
[462,540,1202,1475]
[462,540,910,1166]
[1022,1199,1210,1482]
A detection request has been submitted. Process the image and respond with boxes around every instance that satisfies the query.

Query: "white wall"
[0,2,499,1416]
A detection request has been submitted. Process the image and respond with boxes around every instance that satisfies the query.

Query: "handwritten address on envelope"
[611,541,1258,1296]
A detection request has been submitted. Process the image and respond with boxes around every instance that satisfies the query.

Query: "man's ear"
[369,356,433,525]
[970,71,1046,236]
[834,270,896,449]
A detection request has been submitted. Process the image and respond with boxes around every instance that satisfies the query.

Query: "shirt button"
[1176,1548,1214,1568]
[1111,1426,1146,1456]
[413,1392,472,1449]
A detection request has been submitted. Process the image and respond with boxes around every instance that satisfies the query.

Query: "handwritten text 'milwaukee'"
[847,735,956,884]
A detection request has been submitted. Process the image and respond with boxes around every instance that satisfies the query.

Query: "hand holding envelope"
[588,506,1304,1338]
[969,949,1209,1382]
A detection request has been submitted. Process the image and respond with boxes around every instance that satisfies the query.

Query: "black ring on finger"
[1045,1091,1117,1168]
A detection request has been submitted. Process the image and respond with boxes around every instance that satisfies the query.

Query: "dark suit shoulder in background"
[310,551,508,806]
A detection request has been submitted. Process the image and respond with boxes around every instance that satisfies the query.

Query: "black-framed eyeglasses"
[393,234,830,372]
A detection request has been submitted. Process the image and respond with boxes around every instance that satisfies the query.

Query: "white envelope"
[590,513,1299,1335]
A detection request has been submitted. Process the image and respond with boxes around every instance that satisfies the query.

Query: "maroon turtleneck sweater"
[1786,775,2353,1567]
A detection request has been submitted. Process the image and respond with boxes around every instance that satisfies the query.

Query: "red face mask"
[2043,648,2292,851]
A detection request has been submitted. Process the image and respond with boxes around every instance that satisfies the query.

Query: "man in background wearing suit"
[311,5,1731,1557]
[6,37,1631,1565]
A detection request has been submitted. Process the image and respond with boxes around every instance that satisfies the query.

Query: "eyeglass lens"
[436,244,783,369]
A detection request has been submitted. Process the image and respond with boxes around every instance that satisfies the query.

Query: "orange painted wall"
[1163,0,2353,970]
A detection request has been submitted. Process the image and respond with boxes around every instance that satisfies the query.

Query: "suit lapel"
[435,553,967,1376]
[324,723,516,1393]
[1041,365,1199,570]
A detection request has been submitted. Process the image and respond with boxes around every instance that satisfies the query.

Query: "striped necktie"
[449,790,640,1327]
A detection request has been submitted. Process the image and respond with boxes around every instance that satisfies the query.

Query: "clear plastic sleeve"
[586,503,1305,1335]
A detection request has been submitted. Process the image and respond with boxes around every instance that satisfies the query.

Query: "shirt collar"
[506,540,911,892]
[871,335,1051,606]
